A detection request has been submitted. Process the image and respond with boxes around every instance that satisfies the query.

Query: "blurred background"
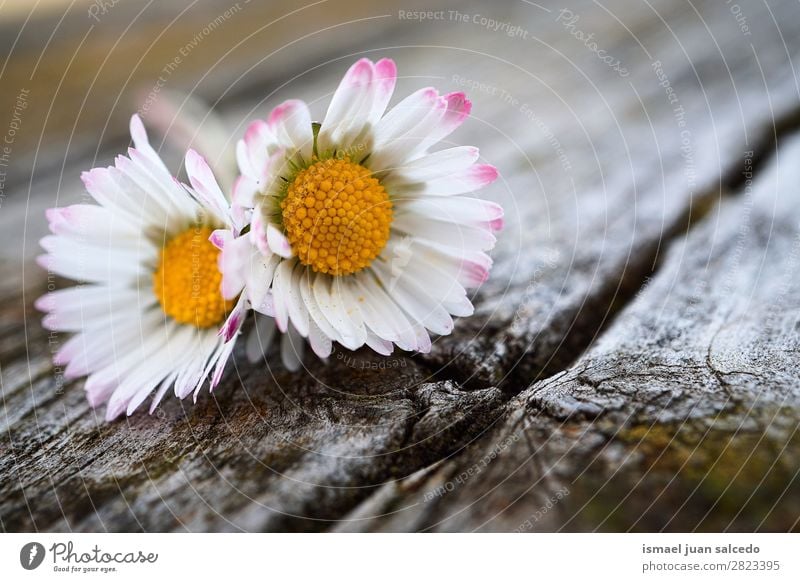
[2,0,800,532]
[0,0,456,263]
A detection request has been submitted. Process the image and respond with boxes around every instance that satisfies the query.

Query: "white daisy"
[36,115,251,421]
[221,58,502,360]
[139,92,307,371]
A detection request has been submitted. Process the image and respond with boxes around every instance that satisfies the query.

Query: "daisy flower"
[224,58,502,359]
[138,91,307,371]
[36,115,251,421]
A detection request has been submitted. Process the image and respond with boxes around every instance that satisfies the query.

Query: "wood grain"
[1,0,799,532]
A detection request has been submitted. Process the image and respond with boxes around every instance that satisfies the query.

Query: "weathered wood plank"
[2,0,800,532]
[337,135,800,532]
[417,0,800,389]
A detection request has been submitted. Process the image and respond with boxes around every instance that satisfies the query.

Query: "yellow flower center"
[280,157,392,276]
[152,226,234,328]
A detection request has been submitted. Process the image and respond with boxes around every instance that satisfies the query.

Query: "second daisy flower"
[218,58,502,360]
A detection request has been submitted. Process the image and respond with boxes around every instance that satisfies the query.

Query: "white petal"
[249,210,271,256]
[266,223,293,258]
[219,293,248,342]
[332,277,367,343]
[369,58,398,126]
[86,329,166,417]
[319,59,374,152]
[365,333,393,356]
[307,318,332,358]
[174,331,220,399]
[38,235,153,284]
[393,164,499,197]
[353,273,418,351]
[312,273,363,350]
[318,58,397,153]
[372,87,441,145]
[400,196,503,231]
[185,149,232,225]
[127,147,197,219]
[148,372,178,414]
[286,261,310,337]
[299,270,343,345]
[381,238,470,306]
[404,239,493,289]
[280,325,304,371]
[220,232,281,309]
[232,174,259,210]
[121,325,195,416]
[60,309,163,379]
[245,313,278,363]
[267,99,313,160]
[391,214,496,253]
[372,260,454,336]
[248,251,280,309]
[209,333,239,391]
[412,322,432,354]
[412,92,472,155]
[369,88,446,171]
[271,259,294,332]
[216,229,249,299]
[115,153,188,227]
[387,146,479,183]
[129,114,170,174]
[45,204,139,241]
[39,287,152,332]
[80,167,160,228]
[347,277,399,342]
[236,119,276,181]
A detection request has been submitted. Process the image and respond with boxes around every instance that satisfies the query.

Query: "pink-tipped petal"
[35,254,50,271]
[217,232,252,300]
[423,92,472,149]
[370,58,397,122]
[65,361,88,380]
[185,148,229,218]
[473,163,499,184]
[414,325,432,354]
[128,114,172,176]
[86,381,114,408]
[373,87,441,146]
[441,92,472,129]
[320,58,392,151]
[461,260,490,287]
[209,228,228,250]
[250,211,270,256]
[129,114,149,149]
[237,119,274,182]
[34,296,51,313]
[267,99,313,158]
[232,174,258,210]
[412,163,498,197]
[390,146,480,183]
[45,207,65,233]
[218,295,247,342]
[406,92,474,157]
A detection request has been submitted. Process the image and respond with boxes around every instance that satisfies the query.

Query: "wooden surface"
[2,0,800,532]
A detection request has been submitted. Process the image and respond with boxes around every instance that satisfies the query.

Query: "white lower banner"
[1,533,797,580]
